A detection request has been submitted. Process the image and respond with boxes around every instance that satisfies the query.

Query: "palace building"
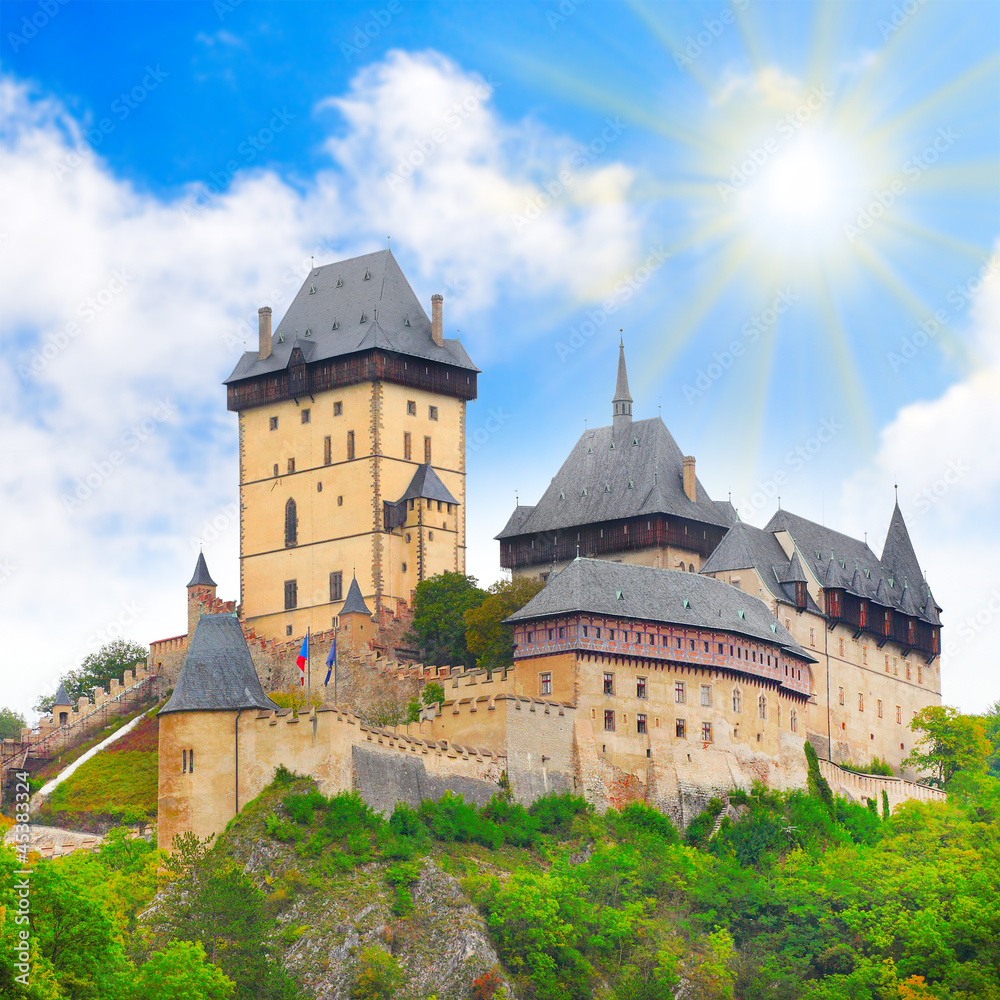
[224,249,478,638]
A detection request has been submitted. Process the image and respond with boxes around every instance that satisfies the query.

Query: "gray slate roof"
[224,250,479,385]
[613,341,633,404]
[53,682,73,707]
[187,551,217,588]
[396,464,459,505]
[495,417,730,538]
[699,518,823,614]
[340,577,372,617]
[764,508,939,623]
[159,614,278,715]
[507,558,815,661]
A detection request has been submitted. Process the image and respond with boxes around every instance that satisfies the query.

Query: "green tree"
[0,706,26,740]
[406,682,447,723]
[35,639,148,713]
[406,572,484,668]
[351,946,405,1000]
[134,941,235,1000]
[981,698,1000,778]
[464,577,545,671]
[902,705,990,787]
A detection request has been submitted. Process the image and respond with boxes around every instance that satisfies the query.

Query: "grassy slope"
[36,713,159,829]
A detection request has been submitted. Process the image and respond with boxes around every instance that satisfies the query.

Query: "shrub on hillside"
[351,946,405,1000]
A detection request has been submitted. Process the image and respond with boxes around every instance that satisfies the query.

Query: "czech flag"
[296,635,308,686]
[324,637,336,685]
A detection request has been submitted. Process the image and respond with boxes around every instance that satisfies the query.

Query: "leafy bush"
[351,946,406,1000]
[283,788,326,825]
[683,798,724,847]
[617,802,680,843]
[471,967,503,1000]
[840,756,895,777]
[526,791,591,837]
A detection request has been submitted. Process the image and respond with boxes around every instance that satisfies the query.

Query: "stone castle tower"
[224,250,478,640]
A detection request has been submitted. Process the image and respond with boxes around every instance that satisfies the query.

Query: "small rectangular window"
[896,705,902,724]
[424,436,431,463]
[182,749,187,773]
[404,432,412,461]
[718,643,725,654]
[838,686,845,706]
[877,699,883,718]
[689,639,695,650]
[608,629,615,640]
[604,710,615,731]
[287,457,295,474]
[700,684,712,707]
[189,748,194,773]
[603,672,614,695]
[333,401,343,416]
[347,430,355,461]
[636,677,647,699]
[675,718,686,738]
[407,400,416,415]
[284,579,297,610]
[269,416,278,430]
[548,629,554,640]
[324,436,332,465]
[703,641,709,653]
[337,495,343,506]
[582,625,588,637]
[918,664,923,684]
[527,631,533,643]
[428,405,438,420]
[647,633,654,644]
[540,672,552,696]
[701,722,713,743]
[558,626,565,639]
[330,571,343,602]
[636,713,647,734]
[595,627,601,639]
[675,681,685,704]
[301,408,310,424]
[809,627,816,647]
[858,693,864,712]
[273,463,279,477]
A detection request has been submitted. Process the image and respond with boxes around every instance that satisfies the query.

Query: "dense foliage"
[0,706,27,740]
[406,572,485,667]
[34,639,148,713]
[463,577,546,671]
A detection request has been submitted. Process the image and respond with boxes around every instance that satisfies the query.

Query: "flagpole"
[334,623,338,708]
[306,626,311,709]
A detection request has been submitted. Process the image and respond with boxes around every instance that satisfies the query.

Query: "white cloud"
[839,243,1000,713]
[0,54,640,718]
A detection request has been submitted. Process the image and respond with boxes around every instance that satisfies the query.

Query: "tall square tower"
[224,250,478,639]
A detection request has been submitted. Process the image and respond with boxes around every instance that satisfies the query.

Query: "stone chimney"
[258,306,272,360]
[431,294,443,346]
[682,456,697,502]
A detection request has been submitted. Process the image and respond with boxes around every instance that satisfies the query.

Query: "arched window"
[732,688,742,714]
[789,709,798,733]
[688,563,695,572]
[758,693,767,720]
[284,498,298,547]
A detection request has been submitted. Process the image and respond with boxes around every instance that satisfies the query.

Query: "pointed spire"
[880,501,924,597]
[187,550,217,588]
[53,681,73,707]
[340,575,372,616]
[612,333,633,435]
[783,551,808,584]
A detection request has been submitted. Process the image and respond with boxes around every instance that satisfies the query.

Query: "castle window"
[877,699,883,718]
[675,681,686,704]
[284,498,298,547]
[608,629,615,640]
[896,705,902,724]
[540,672,552,696]
[59,712,68,725]
[636,676,647,699]
[604,710,615,731]
[703,641,710,653]
[273,463,279,477]
[732,688,742,713]
[582,625,588,637]
[437,500,442,512]
[284,579,297,610]
[885,654,890,673]
[404,432,412,461]
[402,562,407,573]
[527,631,533,643]
[675,718,686,738]
[428,405,438,421]
[330,572,343,602]
[559,627,565,639]
[269,416,278,430]
[407,400,416,415]
[333,401,342,416]
[428,530,434,540]
[809,628,816,647]
[718,643,725,654]
[648,633,654,644]
[405,531,411,541]
[182,749,186,773]
[324,436,332,465]
[839,637,845,656]
[637,714,647,734]
[301,408,310,424]
[317,482,323,493]
[347,430,355,461]
[603,672,614,695]
[701,721,713,743]
[838,686,845,706]
[862,646,868,665]
[548,629,554,640]
[189,749,194,772]
[447,503,453,514]
[676,637,682,648]
[918,664,923,684]
[286,625,293,636]
[700,684,712,707]
[424,436,432,463]
[789,710,797,733]
[287,457,295,474]
[892,657,898,675]
[858,693,864,712]
[758,694,767,719]
[337,495,343,506]
[905,661,911,680]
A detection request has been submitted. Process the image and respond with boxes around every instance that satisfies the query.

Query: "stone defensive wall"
[1,663,159,796]
[818,758,946,811]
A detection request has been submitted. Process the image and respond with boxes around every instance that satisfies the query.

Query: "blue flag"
[324,637,336,684]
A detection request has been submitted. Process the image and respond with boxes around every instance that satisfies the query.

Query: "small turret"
[339,575,373,652]
[187,550,218,635]
[611,336,633,438]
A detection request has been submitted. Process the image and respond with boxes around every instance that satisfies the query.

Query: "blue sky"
[1,0,998,717]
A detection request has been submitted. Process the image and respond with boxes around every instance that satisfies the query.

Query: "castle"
[155,251,944,851]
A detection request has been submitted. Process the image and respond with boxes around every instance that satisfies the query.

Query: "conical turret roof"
[613,338,633,406]
[880,502,924,595]
[53,682,73,707]
[187,551,217,588]
[340,576,372,616]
